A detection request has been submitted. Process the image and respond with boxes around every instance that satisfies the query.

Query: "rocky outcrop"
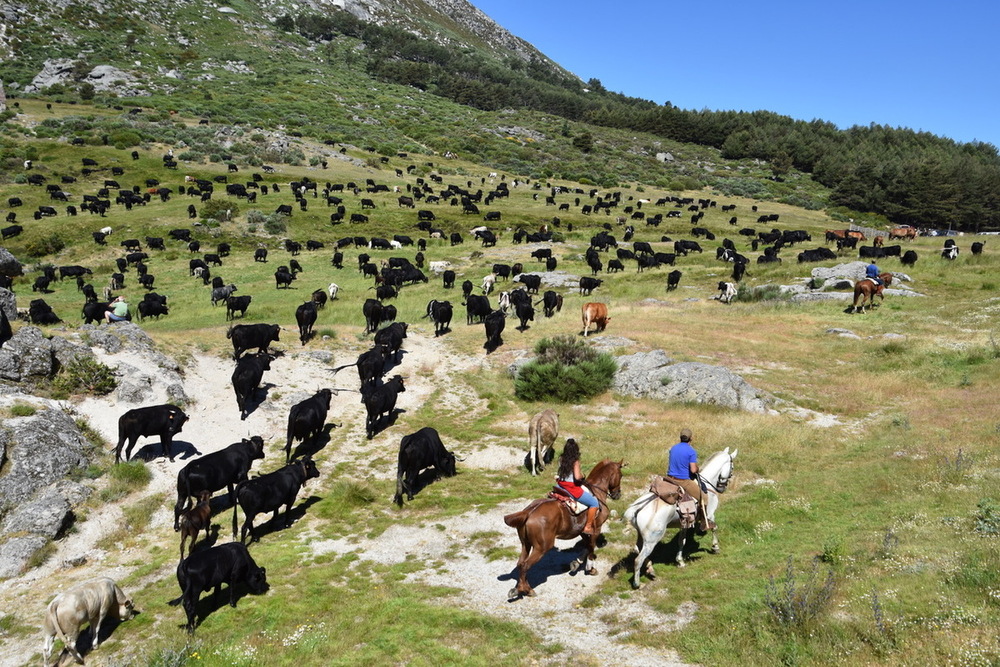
[0,326,92,382]
[79,322,188,404]
[23,59,143,97]
[613,349,774,414]
[0,403,93,579]
[0,287,15,321]
[0,248,22,277]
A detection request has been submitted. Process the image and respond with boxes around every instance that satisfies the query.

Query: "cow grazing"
[424,300,452,336]
[275,270,296,289]
[901,250,919,266]
[116,405,188,463]
[362,375,406,439]
[225,295,252,321]
[211,284,238,306]
[138,293,169,321]
[942,246,960,260]
[514,299,534,331]
[42,578,136,665]
[527,409,559,475]
[539,290,563,317]
[481,272,497,295]
[227,323,280,360]
[254,248,268,263]
[483,309,506,353]
[295,301,318,345]
[168,542,268,634]
[285,389,333,464]
[582,302,609,337]
[179,490,213,561]
[174,436,265,529]
[393,427,458,506]
[717,281,738,304]
[233,458,320,543]
[232,352,273,420]
[579,276,602,295]
[442,270,456,289]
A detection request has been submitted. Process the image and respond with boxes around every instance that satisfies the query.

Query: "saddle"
[548,486,587,515]
[649,477,698,530]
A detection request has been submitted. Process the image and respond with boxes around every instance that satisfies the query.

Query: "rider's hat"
[679,428,692,441]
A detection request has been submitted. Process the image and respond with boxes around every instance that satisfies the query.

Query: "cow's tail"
[328,361,358,376]
[393,472,404,507]
[44,594,72,659]
[231,480,248,540]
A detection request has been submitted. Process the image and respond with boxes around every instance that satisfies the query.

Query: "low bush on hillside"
[764,556,837,632]
[24,234,65,258]
[515,335,616,402]
[53,357,117,396]
[734,284,792,303]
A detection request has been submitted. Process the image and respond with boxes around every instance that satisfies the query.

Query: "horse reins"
[696,452,733,494]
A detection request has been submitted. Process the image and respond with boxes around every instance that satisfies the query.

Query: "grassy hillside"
[1,96,999,666]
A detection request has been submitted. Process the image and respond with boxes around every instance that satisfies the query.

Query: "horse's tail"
[503,508,530,528]
[623,492,656,529]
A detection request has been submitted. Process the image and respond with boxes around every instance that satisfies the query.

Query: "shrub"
[975,498,1000,536]
[10,403,37,417]
[24,234,66,258]
[764,556,836,631]
[734,284,790,303]
[263,214,287,235]
[53,357,117,396]
[99,460,152,501]
[515,336,616,402]
[109,130,142,149]
[201,199,238,221]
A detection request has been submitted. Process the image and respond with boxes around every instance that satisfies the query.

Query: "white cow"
[428,261,452,273]
[481,273,496,295]
[716,281,738,304]
[43,577,136,665]
[328,282,340,300]
[99,226,112,236]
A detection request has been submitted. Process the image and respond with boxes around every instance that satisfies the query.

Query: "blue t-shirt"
[866,264,880,279]
[667,442,697,479]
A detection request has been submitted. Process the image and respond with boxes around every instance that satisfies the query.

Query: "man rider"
[865,261,883,287]
[666,428,710,533]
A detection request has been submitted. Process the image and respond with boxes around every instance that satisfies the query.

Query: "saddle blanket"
[548,489,586,514]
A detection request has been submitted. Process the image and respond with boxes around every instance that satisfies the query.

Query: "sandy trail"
[0,325,691,666]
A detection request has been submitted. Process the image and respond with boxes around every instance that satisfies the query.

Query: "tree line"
[278,11,1000,231]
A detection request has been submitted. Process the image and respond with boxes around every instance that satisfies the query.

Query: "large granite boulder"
[0,326,91,382]
[613,349,774,413]
[0,248,22,277]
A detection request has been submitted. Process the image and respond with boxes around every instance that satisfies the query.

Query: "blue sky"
[472,0,1000,148]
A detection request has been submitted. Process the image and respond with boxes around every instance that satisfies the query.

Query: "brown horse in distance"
[503,459,624,600]
[852,273,893,313]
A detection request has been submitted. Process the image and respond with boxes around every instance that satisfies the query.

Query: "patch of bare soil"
[0,325,691,666]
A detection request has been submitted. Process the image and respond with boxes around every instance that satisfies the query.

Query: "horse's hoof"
[527,589,536,597]
[507,587,519,601]
[631,580,641,590]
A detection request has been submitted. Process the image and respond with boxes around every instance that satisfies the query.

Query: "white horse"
[623,447,738,589]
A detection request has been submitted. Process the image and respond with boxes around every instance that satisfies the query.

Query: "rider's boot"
[582,507,598,536]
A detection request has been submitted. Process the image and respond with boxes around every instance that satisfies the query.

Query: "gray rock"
[0,287,15,320]
[826,328,858,336]
[613,350,773,413]
[23,58,76,93]
[514,271,580,290]
[0,326,55,381]
[299,350,335,364]
[1,489,70,538]
[791,292,852,303]
[0,248,23,277]
[217,6,238,13]
[0,408,90,513]
[0,535,49,579]
[49,334,94,370]
[115,365,154,404]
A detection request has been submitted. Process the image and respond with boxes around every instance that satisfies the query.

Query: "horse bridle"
[697,452,733,494]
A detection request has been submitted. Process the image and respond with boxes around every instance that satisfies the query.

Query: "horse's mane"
[702,450,729,471]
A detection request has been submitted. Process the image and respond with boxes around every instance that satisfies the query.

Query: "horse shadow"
[238,496,321,542]
[132,439,200,462]
[290,424,338,461]
[609,531,707,580]
[498,540,588,592]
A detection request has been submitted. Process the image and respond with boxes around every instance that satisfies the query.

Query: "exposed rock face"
[0,248,23,277]
[613,349,774,413]
[80,322,188,404]
[0,287,15,320]
[0,326,92,382]
[23,59,143,96]
[0,403,92,579]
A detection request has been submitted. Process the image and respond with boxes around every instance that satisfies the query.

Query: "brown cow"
[179,490,213,560]
[42,577,136,665]
[889,226,917,240]
[527,409,559,475]
[582,302,609,337]
[873,235,884,247]
[846,230,866,242]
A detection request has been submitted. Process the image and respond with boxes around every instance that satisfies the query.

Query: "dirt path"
[0,325,692,666]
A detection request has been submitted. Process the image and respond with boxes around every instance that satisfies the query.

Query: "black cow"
[579,277,602,295]
[232,352,273,420]
[530,248,552,261]
[518,274,542,294]
[116,405,188,463]
[295,301,317,345]
[28,299,61,325]
[362,375,406,439]
[138,274,155,290]
[275,270,296,289]
[92,231,107,245]
[233,457,320,543]
[539,290,563,317]
[607,259,624,273]
[449,232,463,246]
[466,294,491,325]
[374,322,408,362]
[32,275,51,293]
[284,390,333,464]
[901,250,919,266]
[393,427,457,506]
[82,301,110,325]
[483,309,506,354]
[174,436,265,529]
[227,323,280,360]
[254,248,268,263]
[138,293,169,320]
[732,261,747,283]
[514,300,534,331]
[633,241,653,255]
[59,265,92,281]
[224,295,252,321]
[424,300,452,336]
[168,542,268,633]
[442,270,456,289]
[362,298,384,334]
[798,247,838,263]
[667,270,683,290]
[1,225,22,240]
[204,253,222,267]
[146,237,166,250]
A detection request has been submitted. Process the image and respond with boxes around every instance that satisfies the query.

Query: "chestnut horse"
[504,459,624,600]
[851,273,893,313]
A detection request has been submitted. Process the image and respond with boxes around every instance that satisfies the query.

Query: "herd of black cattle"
[10,146,985,657]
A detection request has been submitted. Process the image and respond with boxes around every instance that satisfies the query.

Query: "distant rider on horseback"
[666,428,711,533]
[865,261,883,287]
[556,438,599,535]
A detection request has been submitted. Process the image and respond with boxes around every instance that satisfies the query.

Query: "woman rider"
[556,438,599,535]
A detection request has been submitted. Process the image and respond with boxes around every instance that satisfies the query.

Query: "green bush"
[109,130,141,149]
[975,499,1000,536]
[515,336,616,402]
[10,403,37,417]
[24,234,66,258]
[53,357,117,396]
[201,198,238,221]
[100,460,152,501]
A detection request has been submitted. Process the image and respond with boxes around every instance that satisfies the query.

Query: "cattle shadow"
[131,439,200,462]
[241,382,277,420]
[498,542,589,594]
[185,524,223,558]
[175,580,267,632]
[402,467,453,501]
[367,408,405,439]
[237,496,321,543]
[67,610,140,664]
[289,424,339,461]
